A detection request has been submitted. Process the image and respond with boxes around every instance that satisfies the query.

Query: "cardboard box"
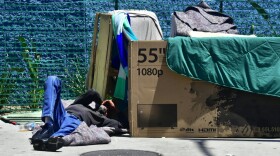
[90,13,280,138]
[86,13,116,99]
[128,40,219,137]
[128,40,280,138]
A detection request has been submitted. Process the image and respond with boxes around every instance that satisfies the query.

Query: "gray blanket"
[63,121,111,146]
[171,1,238,37]
[32,121,111,146]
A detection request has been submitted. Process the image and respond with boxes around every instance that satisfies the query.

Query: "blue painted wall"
[0,0,279,109]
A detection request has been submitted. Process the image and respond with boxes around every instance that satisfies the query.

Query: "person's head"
[100,100,119,118]
[98,105,108,116]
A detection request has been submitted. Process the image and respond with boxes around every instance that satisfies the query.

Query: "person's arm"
[100,100,119,117]
[72,89,103,110]
[101,100,115,108]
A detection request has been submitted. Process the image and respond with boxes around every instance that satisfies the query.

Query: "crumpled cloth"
[32,121,111,146]
[62,121,111,146]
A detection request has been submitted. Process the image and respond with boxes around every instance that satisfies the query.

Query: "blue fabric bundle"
[111,11,138,100]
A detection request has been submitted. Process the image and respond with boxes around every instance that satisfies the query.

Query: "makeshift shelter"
[86,9,280,138]
[86,10,163,99]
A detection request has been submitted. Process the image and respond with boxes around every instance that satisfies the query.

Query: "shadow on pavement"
[177,138,280,156]
[80,149,162,156]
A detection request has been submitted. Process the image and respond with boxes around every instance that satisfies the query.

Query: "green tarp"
[166,36,280,97]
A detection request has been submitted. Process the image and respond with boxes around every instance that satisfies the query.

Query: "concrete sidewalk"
[1,120,280,156]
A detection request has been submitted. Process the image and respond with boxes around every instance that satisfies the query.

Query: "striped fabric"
[111,11,138,100]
